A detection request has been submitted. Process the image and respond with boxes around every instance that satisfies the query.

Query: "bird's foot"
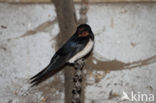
[74,59,85,69]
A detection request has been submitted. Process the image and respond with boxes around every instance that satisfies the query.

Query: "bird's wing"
[30,36,89,86]
[30,54,66,86]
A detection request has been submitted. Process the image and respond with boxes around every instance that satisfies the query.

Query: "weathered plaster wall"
[0,3,156,103]
[86,3,156,103]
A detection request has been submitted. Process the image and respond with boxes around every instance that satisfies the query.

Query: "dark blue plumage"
[30,24,94,86]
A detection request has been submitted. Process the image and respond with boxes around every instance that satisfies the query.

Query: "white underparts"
[68,39,94,63]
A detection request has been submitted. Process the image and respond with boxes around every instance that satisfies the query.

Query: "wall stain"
[87,54,156,71]
[110,17,114,28]
[130,42,137,47]
[86,54,156,83]
[0,46,7,51]
[108,90,119,99]
[10,18,57,40]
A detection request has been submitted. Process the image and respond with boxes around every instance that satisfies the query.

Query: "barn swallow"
[30,24,94,86]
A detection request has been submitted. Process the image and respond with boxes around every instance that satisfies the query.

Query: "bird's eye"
[78,31,89,37]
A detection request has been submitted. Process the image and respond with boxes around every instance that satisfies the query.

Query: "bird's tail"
[29,63,58,87]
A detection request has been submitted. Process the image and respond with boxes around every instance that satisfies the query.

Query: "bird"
[30,24,94,86]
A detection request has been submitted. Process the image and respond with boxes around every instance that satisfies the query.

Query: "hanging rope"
[72,60,84,103]
[71,0,88,102]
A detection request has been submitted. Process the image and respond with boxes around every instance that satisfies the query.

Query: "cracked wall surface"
[0,3,156,103]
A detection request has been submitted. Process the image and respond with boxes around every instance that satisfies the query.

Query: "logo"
[121,91,154,102]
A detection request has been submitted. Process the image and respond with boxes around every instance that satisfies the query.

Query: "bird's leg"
[72,59,85,103]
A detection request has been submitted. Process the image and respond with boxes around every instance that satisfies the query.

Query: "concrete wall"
[0,3,156,103]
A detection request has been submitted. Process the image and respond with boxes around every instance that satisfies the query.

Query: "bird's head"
[76,24,94,40]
